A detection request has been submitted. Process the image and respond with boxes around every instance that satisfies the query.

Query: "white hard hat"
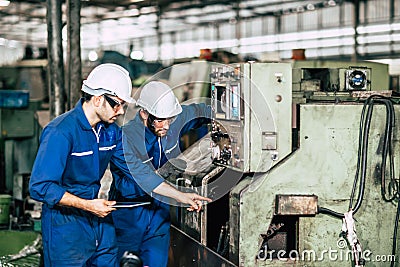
[82,63,135,104]
[136,81,182,118]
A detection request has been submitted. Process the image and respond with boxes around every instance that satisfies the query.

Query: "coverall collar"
[75,98,105,132]
[134,112,158,144]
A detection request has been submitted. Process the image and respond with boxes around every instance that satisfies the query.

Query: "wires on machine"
[318,95,400,266]
[349,95,398,213]
[352,95,399,267]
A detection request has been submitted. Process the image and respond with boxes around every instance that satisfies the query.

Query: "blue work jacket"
[30,99,153,266]
[30,99,120,205]
[110,103,211,199]
[29,99,160,206]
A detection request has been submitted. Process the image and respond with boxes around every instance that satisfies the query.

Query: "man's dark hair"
[82,91,94,102]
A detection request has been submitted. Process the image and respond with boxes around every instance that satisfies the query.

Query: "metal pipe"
[352,0,360,62]
[66,0,82,110]
[156,7,161,61]
[234,0,241,54]
[47,0,65,119]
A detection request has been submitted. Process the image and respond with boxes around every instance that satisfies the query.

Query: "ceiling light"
[140,6,156,14]
[88,50,98,61]
[328,0,336,6]
[130,50,143,60]
[0,0,10,7]
[8,40,18,48]
[124,9,139,16]
[185,16,200,24]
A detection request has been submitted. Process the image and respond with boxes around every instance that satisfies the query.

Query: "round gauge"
[348,70,367,90]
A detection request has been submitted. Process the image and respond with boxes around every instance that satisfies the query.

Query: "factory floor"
[0,230,42,266]
[0,168,114,267]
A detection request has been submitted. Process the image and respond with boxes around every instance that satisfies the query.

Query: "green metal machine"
[0,60,47,194]
[169,61,400,267]
[0,94,41,196]
[0,61,46,266]
[0,61,47,230]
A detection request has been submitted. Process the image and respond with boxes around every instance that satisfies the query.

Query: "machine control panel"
[210,62,292,172]
[210,65,244,169]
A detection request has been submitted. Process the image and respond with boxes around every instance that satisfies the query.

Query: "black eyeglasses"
[148,113,177,125]
[104,95,125,111]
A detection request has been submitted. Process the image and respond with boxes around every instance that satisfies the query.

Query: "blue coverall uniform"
[29,99,160,267]
[110,103,210,267]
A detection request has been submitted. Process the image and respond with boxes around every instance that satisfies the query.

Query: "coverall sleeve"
[110,127,164,195]
[29,126,69,207]
[179,103,211,135]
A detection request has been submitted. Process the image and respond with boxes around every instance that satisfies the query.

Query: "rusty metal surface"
[169,225,237,267]
[275,195,318,215]
[351,90,392,99]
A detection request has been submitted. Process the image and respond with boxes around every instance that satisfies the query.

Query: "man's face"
[140,110,176,137]
[99,94,126,123]
[150,118,173,137]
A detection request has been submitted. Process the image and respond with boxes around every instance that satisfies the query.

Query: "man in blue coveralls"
[110,81,211,267]
[29,63,132,267]
[29,65,209,267]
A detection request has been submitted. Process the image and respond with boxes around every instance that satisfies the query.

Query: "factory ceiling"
[0,0,347,49]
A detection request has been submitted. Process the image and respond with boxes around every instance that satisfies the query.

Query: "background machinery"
[0,60,47,266]
[0,60,47,223]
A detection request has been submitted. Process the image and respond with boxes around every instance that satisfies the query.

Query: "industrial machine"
[0,60,47,230]
[0,60,48,266]
[168,61,400,267]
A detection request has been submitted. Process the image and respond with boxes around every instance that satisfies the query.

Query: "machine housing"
[168,61,400,267]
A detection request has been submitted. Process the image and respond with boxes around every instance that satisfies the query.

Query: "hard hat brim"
[136,98,182,118]
[82,83,135,104]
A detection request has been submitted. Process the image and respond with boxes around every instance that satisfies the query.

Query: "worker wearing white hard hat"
[109,81,212,267]
[82,63,135,104]
[135,81,183,137]
[136,81,182,118]
[29,63,135,266]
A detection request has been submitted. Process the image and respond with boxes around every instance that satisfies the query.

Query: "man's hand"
[175,192,212,212]
[58,192,116,218]
[85,199,116,217]
[153,182,212,212]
